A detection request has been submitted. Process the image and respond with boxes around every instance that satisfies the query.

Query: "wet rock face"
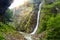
[0,0,13,16]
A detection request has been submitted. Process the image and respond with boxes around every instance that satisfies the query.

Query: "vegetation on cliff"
[13,2,38,33]
[1,0,60,40]
[37,0,60,40]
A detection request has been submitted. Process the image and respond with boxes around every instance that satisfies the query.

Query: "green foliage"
[0,37,5,40]
[45,14,60,40]
[37,0,60,40]
[0,22,16,34]
[37,0,60,34]
[2,9,13,24]
[0,22,16,40]
[0,33,5,40]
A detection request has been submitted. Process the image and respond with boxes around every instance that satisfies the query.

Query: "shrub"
[45,14,60,40]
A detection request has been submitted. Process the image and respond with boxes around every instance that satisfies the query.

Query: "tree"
[2,9,13,24]
[46,14,60,40]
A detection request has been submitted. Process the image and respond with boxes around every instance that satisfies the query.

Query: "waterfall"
[19,1,44,40]
[31,1,44,34]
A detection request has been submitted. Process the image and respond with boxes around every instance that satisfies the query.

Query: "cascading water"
[24,1,44,40]
[19,0,44,40]
[31,1,44,34]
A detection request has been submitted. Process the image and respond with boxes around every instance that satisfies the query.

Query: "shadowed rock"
[0,0,13,21]
[0,0,13,15]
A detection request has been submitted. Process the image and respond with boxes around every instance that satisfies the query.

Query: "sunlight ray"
[9,0,28,9]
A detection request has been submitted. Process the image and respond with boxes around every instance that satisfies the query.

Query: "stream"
[19,0,44,40]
